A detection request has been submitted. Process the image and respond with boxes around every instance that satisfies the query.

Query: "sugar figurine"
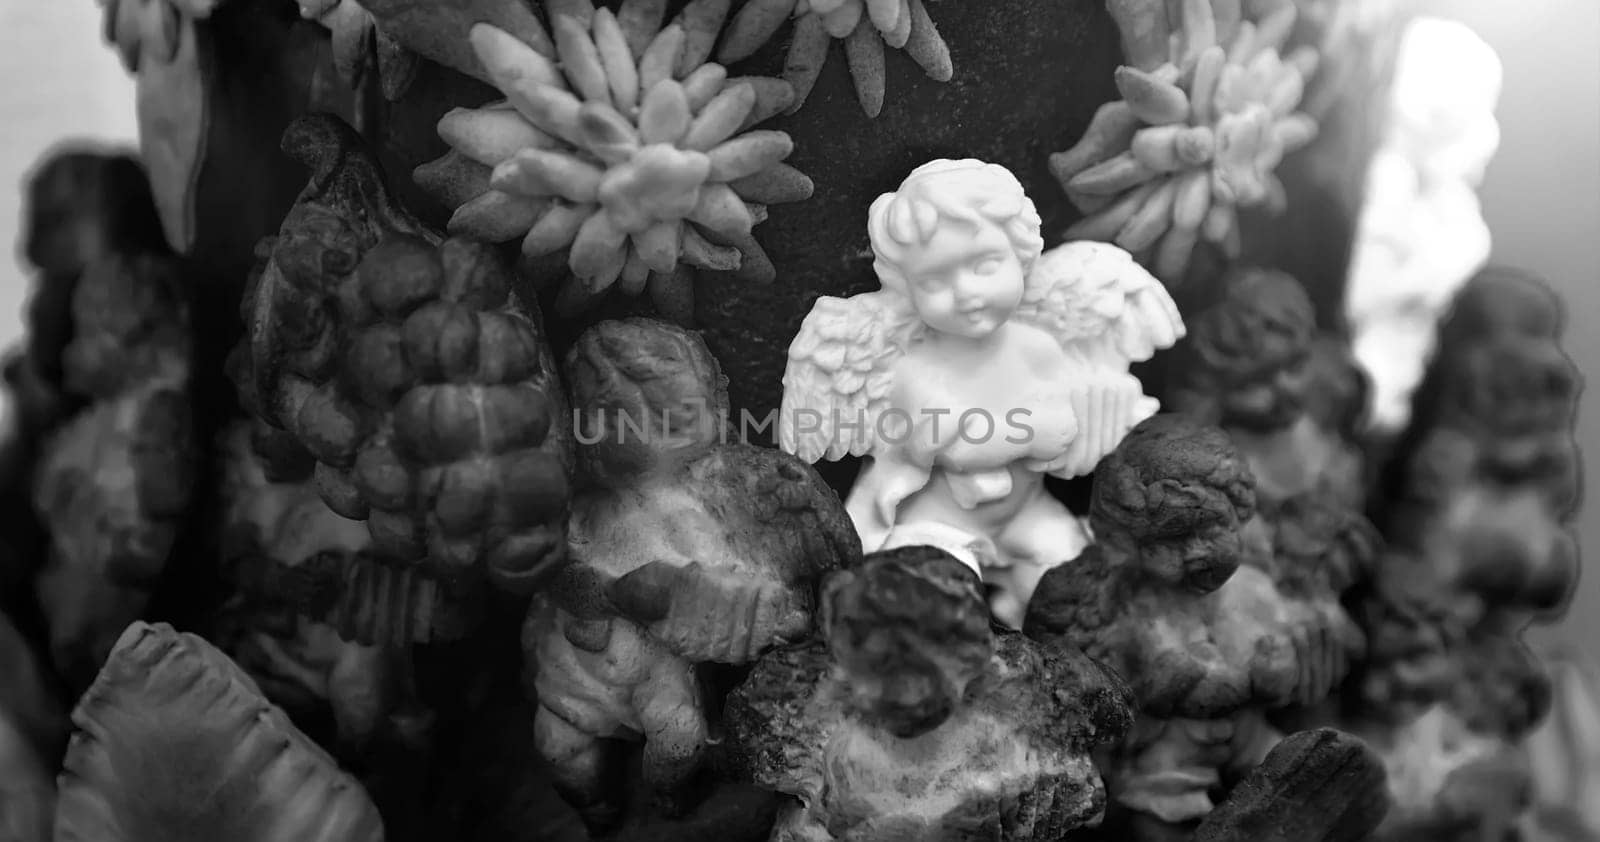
[780,159,1184,627]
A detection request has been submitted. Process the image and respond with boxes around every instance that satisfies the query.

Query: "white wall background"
[0,0,139,352]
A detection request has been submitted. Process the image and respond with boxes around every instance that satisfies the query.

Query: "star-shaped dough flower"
[295,0,418,100]
[416,0,813,322]
[717,0,951,117]
[1050,0,1319,284]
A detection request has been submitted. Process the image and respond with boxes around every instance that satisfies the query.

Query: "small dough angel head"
[1090,415,1256,593]
[62,254,189,400]
[868,159,1045,339]
[821,546,995,738]
[1270,493,1380,601]
[1180,267,1316,430]
[1440,337,1578,441]
[1439,267,1564,350]
[565,318,730,486]
[22,151,167,277]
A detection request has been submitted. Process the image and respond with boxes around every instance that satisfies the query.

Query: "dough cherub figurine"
[212,421,433,829]
[527,318,860,834]
[1024,415,1258,722]
[1025,415,1373,836]
[1350,267,1581,841]
[780,159,1184,627]
[723,545,1134,842]
[19,150,197,690]
[1168,266,1367,510]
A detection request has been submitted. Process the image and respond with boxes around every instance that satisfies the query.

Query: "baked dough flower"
[716,0,952,117]
[416,0,813,322]
[1051,0,1319,284]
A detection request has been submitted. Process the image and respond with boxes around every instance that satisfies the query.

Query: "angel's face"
[899,218,1024,339]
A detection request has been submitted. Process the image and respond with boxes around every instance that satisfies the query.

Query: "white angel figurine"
[780,159,1184,627]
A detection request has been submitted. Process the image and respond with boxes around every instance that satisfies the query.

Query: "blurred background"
[1,0,1597,646]
[1408,0,1600,649]
[1,0,139,344]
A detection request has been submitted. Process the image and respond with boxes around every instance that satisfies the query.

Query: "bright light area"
[0,0,139,356]
[1345,16,1501,433]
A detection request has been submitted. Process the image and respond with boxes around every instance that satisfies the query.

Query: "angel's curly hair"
[1090,414,1257,541]
[564,318,730,476]
[1186,266,1315,384]
[868,159,1045,293]
[566,318,727,415]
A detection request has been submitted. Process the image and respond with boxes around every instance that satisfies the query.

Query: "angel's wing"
[1016,240,1185,365]
[1014,241,1185,478]
[779,292,911,463]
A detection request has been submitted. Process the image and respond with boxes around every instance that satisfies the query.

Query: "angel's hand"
[1026,374,1143,478]
[607,560,812,664]
[1023,452,1079,477]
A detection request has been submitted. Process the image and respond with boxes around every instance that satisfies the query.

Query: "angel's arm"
[603,448,861,665]
[844,448,934,550]
[902,402,965,468]
[608,559,813,665]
